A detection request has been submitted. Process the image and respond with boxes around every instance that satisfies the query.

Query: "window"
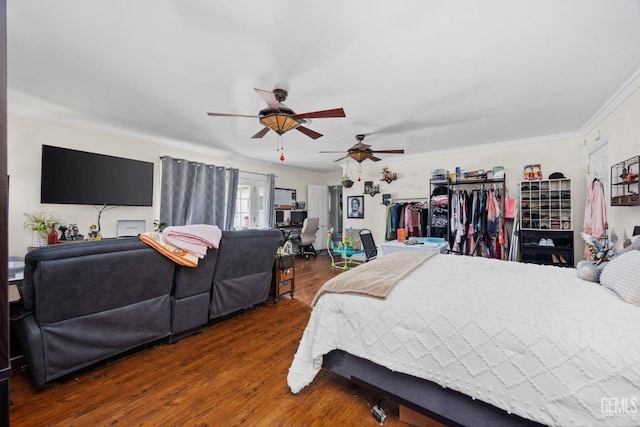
[235,173,267,230]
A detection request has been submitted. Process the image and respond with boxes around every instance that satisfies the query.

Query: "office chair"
[359,228,378,262]
[296,217,319,258]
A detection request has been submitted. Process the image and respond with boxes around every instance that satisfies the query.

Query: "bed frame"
[323,350,544,427]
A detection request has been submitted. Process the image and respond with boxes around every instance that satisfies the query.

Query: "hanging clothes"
[583,178,607,260]
[385,201,430,241]
[447,187,504,259]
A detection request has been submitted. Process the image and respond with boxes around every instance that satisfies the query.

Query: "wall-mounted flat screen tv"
[41,145,154,206]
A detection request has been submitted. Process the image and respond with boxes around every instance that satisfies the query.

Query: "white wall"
[8,114,324,256]
[583,87,640,243]
[322,86,640,263]
[10,85,640,259]
[333,135,586,262]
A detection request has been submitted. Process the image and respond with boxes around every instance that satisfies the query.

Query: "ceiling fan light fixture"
[349,151,369,163]
[259,104,301,135]
[259,113,301,135]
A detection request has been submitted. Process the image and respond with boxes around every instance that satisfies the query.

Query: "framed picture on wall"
[347,195,364,219]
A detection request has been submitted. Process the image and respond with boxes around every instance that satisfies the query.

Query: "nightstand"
[271,254,295,302]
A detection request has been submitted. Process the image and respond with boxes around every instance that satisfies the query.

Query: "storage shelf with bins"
[611,156,640,206]
[271,254,295,302]
[519,178,573,267]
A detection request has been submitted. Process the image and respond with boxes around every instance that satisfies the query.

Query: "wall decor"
[347,195,364,218]
[364,181,380,197]
[381,167,398,183]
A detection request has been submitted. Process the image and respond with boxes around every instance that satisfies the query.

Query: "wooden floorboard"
[9,251,410,426]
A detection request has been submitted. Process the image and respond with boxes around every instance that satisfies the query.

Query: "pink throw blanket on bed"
[162,224,222,258]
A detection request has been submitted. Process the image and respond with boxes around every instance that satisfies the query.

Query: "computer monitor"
[290,210,307,227]
[275,210,284,224]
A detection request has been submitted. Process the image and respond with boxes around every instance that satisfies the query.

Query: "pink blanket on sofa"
[162,224,222,258]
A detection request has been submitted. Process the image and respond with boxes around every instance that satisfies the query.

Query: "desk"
[378,240,448,257]
[277,227,302,252]
[278,227,301,242]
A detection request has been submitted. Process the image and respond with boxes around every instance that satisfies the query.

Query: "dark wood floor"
[9,252,411,427]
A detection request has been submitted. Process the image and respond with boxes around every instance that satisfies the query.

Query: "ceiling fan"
[207,87,346,140]
[320,134,405,163]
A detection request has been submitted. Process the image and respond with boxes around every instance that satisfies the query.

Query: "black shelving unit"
[519,178,574,267]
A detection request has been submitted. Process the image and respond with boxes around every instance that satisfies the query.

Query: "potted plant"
[381,167,397,183]
[23,208,64,247]
[341,175,354,188]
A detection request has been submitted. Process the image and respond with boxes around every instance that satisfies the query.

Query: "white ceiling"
[7,1,640,173]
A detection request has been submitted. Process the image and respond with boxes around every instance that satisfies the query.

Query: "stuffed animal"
[577,236,639,283]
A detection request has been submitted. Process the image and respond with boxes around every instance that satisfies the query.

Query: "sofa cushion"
[24,238,175,324]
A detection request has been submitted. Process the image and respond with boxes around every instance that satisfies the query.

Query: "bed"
[288,251,640,427]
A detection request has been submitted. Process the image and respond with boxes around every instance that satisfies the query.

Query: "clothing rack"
[387,197,429,203]
[429,177,507,259]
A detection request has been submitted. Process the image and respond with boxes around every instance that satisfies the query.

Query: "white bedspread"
[288,254,640,427]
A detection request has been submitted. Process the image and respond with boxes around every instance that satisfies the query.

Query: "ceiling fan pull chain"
[278,135,285,162]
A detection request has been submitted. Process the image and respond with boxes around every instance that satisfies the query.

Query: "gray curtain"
[160,156,226,227]
[265,173,276,228]
[224,168,239,230]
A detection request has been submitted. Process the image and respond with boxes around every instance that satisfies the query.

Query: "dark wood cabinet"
[271,254,295,301]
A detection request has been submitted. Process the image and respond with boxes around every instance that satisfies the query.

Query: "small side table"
[8,282,24,361]
[271,254,295,302]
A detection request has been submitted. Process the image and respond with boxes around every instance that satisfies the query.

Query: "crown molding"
[580,67,640,135]
[399,131,583,162]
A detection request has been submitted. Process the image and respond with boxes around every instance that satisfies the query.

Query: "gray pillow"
[599,250,640,305]
[576,260,605,283]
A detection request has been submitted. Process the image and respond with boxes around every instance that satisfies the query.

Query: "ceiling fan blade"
[370,149,405,154]
[296,126,323,139]
[254,88,280,112]
[251,127,270,139]
[207,112,258,118]
[333,155,349,162]
[369,156,383,162]
[319,150,349,153]
[293,108,346,119]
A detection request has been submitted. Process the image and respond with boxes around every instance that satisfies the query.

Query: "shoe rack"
[519,178,574,267]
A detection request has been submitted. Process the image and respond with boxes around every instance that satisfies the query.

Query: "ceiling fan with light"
[321,134,405,163]
[207,87,346,140]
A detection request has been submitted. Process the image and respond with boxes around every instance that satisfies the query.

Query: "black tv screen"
[41,145,154,206]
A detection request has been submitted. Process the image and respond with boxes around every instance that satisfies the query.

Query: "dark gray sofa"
[209,229,281,319]
[15,228,281,385]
